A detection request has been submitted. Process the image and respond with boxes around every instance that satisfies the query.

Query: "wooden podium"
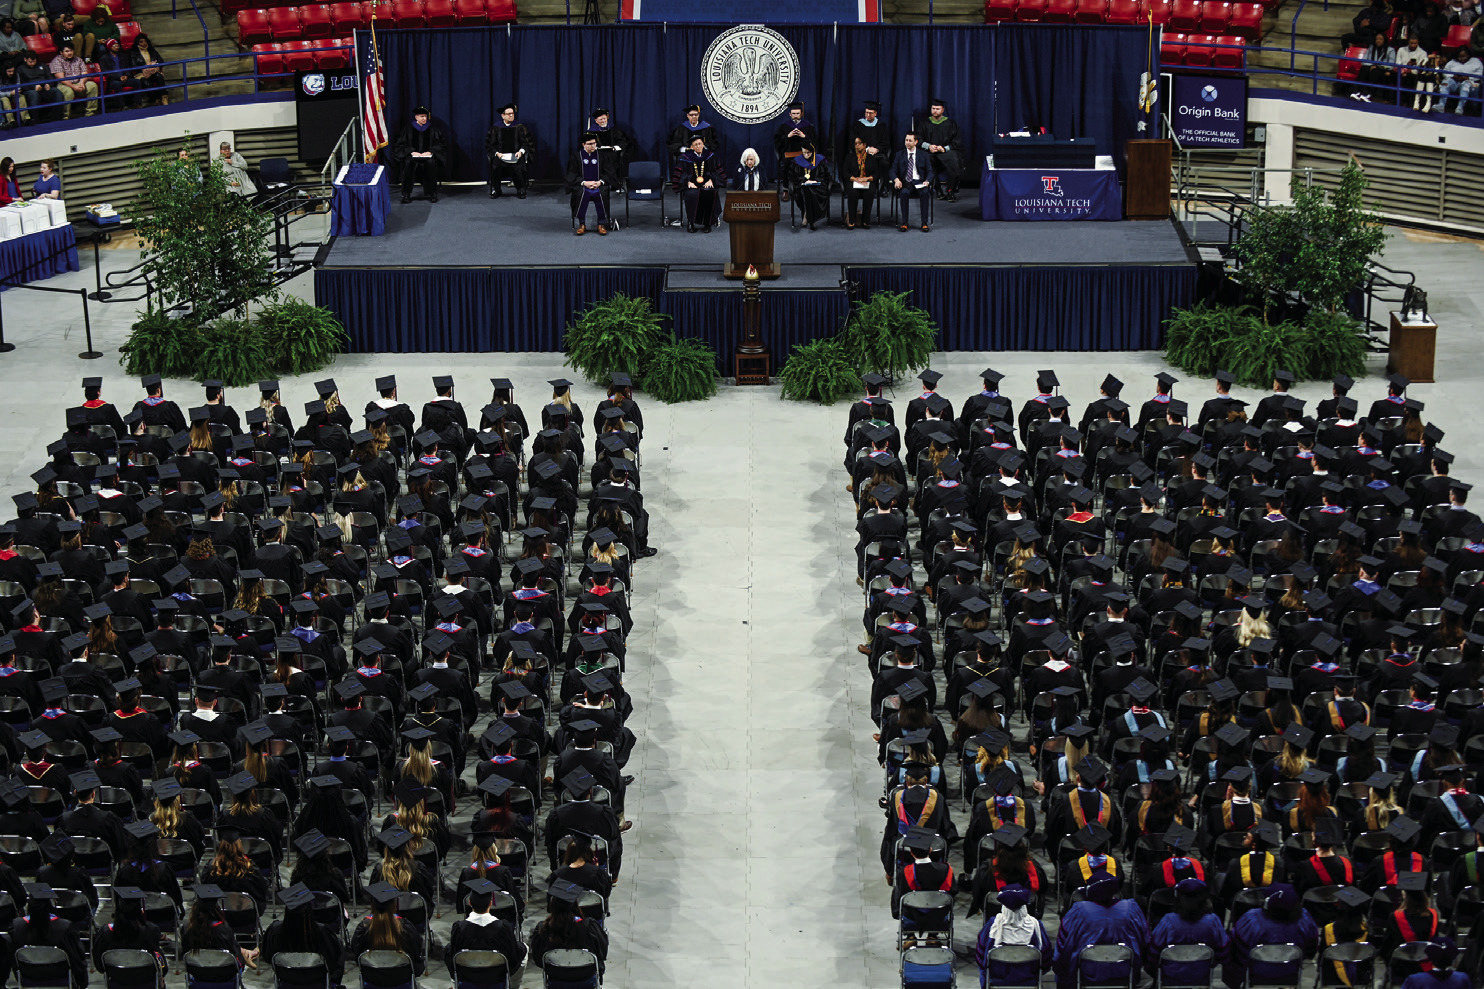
[1125,139,1172,220]
[1389,310,1437,383]
[722,191,781,279]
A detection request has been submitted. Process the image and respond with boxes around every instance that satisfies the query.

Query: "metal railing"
[319,118,364,187]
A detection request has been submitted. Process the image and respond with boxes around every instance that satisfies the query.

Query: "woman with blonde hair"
[149,778,206,856]
[234,569,283,630]
[187,408,214,454]
[200,827,269,909]
[367,826,437,905]
[170,734,220,803]
[348,877,426,975]
[217,772,283,862]
[546,377,584,430]
[381,774,452,859]
[257,380,292,430]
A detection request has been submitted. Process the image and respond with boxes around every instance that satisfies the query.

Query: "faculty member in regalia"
[786,142,831,230]
[485,102,533,199]
[566,132,618,236]
[672,135,724,233]
[391,105,446,204]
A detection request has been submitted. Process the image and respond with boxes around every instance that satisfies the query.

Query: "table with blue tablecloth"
[979,157,1123,221]
[0,224,81,290]
[331,164,390,237]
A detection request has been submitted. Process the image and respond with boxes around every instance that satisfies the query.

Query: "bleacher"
[985,0,1266,71]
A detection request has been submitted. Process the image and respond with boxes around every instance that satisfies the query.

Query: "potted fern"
[838,290,938,381]
[779,337,860,404]
[640,334,718,404]
[563,294,670,384]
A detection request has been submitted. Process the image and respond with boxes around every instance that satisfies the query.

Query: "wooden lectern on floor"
[1125,139,1172,220]
[1389,310,1437,382]
[722,190,781,279]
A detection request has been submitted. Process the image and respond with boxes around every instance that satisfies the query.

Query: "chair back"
[1077,944,1134,989]
[900,945,955,989]
[898,890,953,932]
[452,950,509,989]
[184,949,240,989]
[102,949,159,989]
[358,950,413,989]
[982,944,1043,989]
[1156,943,1214,988]
[1318,943,1374,988]
[16,946,72,989]
[627,161,661,195]
[1246,943,1303,987]
[540,948,597,989]
[272,951,329,989]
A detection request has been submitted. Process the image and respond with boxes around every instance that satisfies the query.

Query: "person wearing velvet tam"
[673,134,724,233]
[1053,873,1149,989]
[919,97,962,201]
[1148,878,1227,982]
[975,884,1051,988]
[667,103,717,162]
[392,105,445,205]
[588,106,633,182]
[1228,883,1319,987]
[1405,942,1472,989]
[566,132,617,237]
[485,102,532,199]
[786,141,831,230]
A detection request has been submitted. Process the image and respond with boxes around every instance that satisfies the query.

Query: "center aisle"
[604,387,900,988]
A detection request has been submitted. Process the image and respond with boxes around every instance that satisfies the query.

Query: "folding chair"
[101,949,158,989]
[15,947,73,989]
[1244,943,1302,987]
[272,952,329,989]
[1077,944,1134,989]
[898,890,953,951]
[184,950,240,989]
[358,951,413,989]
[982,944,1043,988]
[900,945,955,988]
[540,949,598,989]
[623,162,666,227]
[452,950,510,989]
[1155,944,1214,988]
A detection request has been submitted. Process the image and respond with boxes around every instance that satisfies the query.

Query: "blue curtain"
[366,24,1147,183]
[845,264,1194,350]
[659,288,851,368]
[991,24,1155,166]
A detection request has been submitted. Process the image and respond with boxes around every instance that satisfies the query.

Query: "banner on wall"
[1169,74,1246,148]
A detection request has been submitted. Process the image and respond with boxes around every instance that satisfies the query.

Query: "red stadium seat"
[1168,0,1201,29]
[1044,0,1077,20]
[116,19,140,46]
[1144,0,1173,23]
[1015,0,1046,20]
[328,1,367,30]
[298,4,334,36]
[1104,0,1138,21]
[1211,33,1244,67]
[423,0,456,24]
[1182,33,1216,65]
[1444,24,1471,50]
[236,8,272,45]
[1159,31,1188,65]
[252,42,286,73]
[1199,1,1231,32]
[483,0,516,22]
[1227,1,1262,39]
[1075,0,1107,21]
[312,36,352,68]
[281,38,316,70]
[23,33,56,60]
[453,0,486,22]
[985,0,1018,20]
[391,0,424,27]
[266,6,300,39]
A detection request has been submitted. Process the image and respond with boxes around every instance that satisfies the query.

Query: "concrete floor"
[0,222,1478,988]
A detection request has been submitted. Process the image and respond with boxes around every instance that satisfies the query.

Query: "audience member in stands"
[1443,44,1482,110]
[218,139,256,198]
[1396,34,1431,101]
[122,33,167,106]
[80,6,117,59]
[1411,1,1450,49]
[1417,48,1447,108]
[0,19,25,53]
[0,57,19,128]
[16,49,56,121]
[49,10,79,53]
[48,40,97,118]
[1343,0,1393,47]
[1355,30,1397,98]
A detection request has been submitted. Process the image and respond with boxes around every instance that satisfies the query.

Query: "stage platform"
[313,186,1197,358]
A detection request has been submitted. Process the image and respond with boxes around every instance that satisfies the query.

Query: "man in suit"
[890,132,933,232]
[565,132,618,236]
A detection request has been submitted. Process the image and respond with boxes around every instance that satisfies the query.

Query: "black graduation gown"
[445,916,526,978]
[392,122,447,197]
[672,150,725,227]
[786,152,831,224]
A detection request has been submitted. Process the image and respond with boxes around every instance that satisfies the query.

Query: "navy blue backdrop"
[363,23,1153,183]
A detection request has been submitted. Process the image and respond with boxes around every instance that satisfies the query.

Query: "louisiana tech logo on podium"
[701,25,800,125]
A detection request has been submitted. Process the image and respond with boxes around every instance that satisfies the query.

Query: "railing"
[0,45,353,129]
[177,0,213,76]
[319,118,363,187]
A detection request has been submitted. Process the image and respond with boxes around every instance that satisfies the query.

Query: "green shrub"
[1165,302,1368,388]
[640,335,718,404]
[563,294,671,384]
[118,309,200,378]
[1296,309,1368,382]
[837,290,938,380]
[194,317,272,387]
[258,296,348,375]
[778,336,860,404]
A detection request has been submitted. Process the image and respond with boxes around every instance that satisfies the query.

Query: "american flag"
[360,22,388,162]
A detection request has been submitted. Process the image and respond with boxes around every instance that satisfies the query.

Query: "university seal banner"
[701,25,801,125]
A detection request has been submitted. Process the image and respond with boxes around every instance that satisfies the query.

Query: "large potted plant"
[837,289,938,381]
[562,294,671,384]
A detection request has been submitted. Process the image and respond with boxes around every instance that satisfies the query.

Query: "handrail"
[183,0,212,78]
[1288,0,1305,69]
[319,118,363,186]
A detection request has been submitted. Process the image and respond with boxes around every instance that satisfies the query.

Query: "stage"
[312,187,1198,358]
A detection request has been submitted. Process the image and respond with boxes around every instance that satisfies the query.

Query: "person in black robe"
[589,107,634,183]
[919,97,963,201]
[849,100,891,172]
[566,132,618,236]
[666,104,717,162]
[261,883,345,984]
[391,105,446,205]
[672,135,724,233]
[786,143,832,230]
[772,101,818,164]
[485,102,532,199]
[445,879,526,978]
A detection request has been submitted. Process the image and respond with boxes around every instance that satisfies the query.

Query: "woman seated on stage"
[786,142,832,231]
[732,148,768,191]
[672,135,725,233]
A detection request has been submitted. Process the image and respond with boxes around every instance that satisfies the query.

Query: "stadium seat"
[74,0,134,19]
[391,0,425,27]
[23,33,56,60]
[424,0,457,25]
[1227,2,1262,38]
[236,9,273,46]
[267,6,301,40]
[1211,33,1245,68]
[1183,33,1217,66]
[1160,31,1189,65]
[298,4,334,37]
[252,42,287,74]
[1199,1,1231,32]
[328,2,367,30]
[281,39,317,71]
[453,0,487,22]
[1337,44,1364,81]
[116,19,141,46]
[1075,0,1108,22]
[1015,0,1047,19]
[1044,0,1078,21]
[1146,0,1174,23]
[985,0,1017,19]
[1104,0,1139,22]
[313,37,352,69]
[1444,24,1471,49]
[484,0,517,22]
[1168,0,1201,29]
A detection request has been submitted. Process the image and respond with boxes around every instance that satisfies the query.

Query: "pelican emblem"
[701,24,800,124]
[723,46,780,99]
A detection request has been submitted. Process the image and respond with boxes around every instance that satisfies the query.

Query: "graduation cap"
[365,880,403,906]
[1298,767,1330,787]
[1207,679,1240,704]
[226,771,258,795]
[1074,822,1113,852]
[1312,816,1346,848]
[1139,723,1172,745]
[16,729,49,751]
[240,721,272,746]
[1429,722,1461,748]
[1283,722,1315,748]
[1214,723,1249,748]
[1074,757,1109,787]
[1125,677,1157,704]
[151,778,182,801]
[1163,823,1197,851]
[1251,820,1283,847]
[1365,770,1399,790]
[322,725,357,746]
[1387,815,1422,844]
[1060,721,1095,742]
[90,726,123,745]
[276,882,314,911]
[393,777,428,808]
[69,770,101,793]
[562,768,598,798]
[124,820,159,841]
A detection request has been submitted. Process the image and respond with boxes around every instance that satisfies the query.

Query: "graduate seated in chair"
[786,141,832,231]
[672,134,724,233]
[566,132,618,237]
